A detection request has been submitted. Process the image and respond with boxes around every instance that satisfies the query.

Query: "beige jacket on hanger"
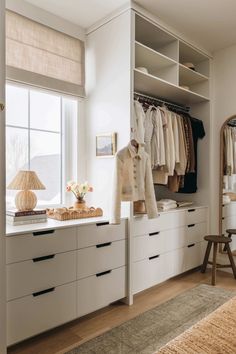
[110,142,158,224]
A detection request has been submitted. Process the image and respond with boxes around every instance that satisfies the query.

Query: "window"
[6,83,79,208]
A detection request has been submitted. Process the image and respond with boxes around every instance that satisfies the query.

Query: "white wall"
[211,44,236,233]
[0,1,6,352]
[85,10,132,216]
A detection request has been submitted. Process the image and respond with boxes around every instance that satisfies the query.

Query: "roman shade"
[6,10,85,97]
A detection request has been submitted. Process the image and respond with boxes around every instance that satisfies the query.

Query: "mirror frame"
[219,115,236,242]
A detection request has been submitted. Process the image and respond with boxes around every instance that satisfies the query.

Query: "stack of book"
[6,209,47,225]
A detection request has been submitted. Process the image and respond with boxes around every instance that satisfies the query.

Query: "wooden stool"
[201,235,236,285]
[223,229,236,251]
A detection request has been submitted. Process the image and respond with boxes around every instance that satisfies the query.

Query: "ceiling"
[24,0,236,53]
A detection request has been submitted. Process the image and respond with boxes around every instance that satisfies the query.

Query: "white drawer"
[134,223,206,262]
[7,282,76,346]
[167,248,186,278]
[133,254,167,294]
[222,202,236,217]
[184,242,204,271]
[7,251,76,301]
[133,212,186,236]
[77,240,126,279]
[6,227,77,264]
[77,266,126,317]
[184,208,207,225]
[185,222,206,244]
[77,220,126,249]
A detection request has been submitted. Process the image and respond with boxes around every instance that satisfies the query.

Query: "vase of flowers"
[66,181,93,210]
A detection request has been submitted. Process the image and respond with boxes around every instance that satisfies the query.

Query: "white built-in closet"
[86,7,211,304]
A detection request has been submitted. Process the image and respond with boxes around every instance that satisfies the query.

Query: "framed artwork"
[96,133,117,157]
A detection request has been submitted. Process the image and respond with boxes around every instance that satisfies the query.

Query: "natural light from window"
[6,83,78,209]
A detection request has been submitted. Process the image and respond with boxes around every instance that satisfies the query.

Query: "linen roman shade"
[6,10,85,97]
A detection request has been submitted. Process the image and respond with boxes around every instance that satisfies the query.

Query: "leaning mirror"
[220,116,236,255]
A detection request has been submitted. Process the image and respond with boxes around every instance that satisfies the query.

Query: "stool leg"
[225,243,236,279]
[212,242,218,286]
[201,241,212,273]
[223,233,232,252]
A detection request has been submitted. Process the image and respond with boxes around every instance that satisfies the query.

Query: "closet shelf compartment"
[179,41,210,77]
[134,69,209,105]
[179,64,209,85]
[135,41,178,85]
[135,14,178,61]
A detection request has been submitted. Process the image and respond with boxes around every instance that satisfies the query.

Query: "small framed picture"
[96,133,117,157]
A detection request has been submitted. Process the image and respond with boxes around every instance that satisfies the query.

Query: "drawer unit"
[222,202,236,218]
[77,240,126,279]
[133,254,167,294]
[77,220,126,249]
[7,251,76,301]
[7,282,77,346]
[134,223,206,262]
[184,242,204,271]
[133,212,186,236]
[6,227,77,264]
[184,208,207,225]
[77,266,126,317]
[185,222,206,244]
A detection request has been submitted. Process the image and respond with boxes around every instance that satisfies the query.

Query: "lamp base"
[15,190,37,211]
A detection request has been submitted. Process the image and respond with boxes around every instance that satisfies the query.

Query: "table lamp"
[7,170,46,211]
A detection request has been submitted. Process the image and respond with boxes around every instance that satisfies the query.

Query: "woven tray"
[46,206,103,221]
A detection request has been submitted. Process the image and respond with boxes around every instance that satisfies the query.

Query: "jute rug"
[66,285,235,354]
[157,295,236,354]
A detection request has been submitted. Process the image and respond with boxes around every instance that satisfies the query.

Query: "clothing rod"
[133,92,190,112]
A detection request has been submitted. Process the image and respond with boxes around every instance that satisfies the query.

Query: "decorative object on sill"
[46,206,103,221]
[96,132,117,157]
[180,85,190,90]
[66,181,93,210]
[6,208,47,226]
[182,62,196,71]
[7,170,45,211]
[136,66,149,74]
[134,200,146,214]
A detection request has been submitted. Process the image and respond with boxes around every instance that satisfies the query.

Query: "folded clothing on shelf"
[157,199,177,211]
[176,201,194,208]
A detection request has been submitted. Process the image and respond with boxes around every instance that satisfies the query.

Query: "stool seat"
[226,229,236,234]
[204,235,232,243]
[201,234,236,285]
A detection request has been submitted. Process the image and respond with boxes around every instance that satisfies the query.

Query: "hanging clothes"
[110,141,158,224]
[134,97,205,194]
[133,100,145,145]
[178,116,205,193]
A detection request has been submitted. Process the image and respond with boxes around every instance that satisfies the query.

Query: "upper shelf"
[179,64,209,85]
[134,69,209,105]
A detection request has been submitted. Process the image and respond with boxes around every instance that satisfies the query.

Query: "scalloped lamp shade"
[7,170,45,211]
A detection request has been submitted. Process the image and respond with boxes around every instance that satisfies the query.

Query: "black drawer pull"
[222,217,225,220]
[188,224,195,228]
[33,230,55,236]
[96,222,109,227]
[187,243,195,248]
[149,231,160,236]
[188,209,196,213]
[96,270,111,277]
[33,287,55,297]
[149,254,160,260]
[33,254,55,263]
[96,242,111,248]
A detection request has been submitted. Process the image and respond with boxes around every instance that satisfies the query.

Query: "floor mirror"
[220,115,236,255]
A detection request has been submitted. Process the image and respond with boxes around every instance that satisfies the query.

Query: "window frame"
[5,80,83,209]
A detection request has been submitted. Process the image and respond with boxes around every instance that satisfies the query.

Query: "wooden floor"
[8,269,236,354]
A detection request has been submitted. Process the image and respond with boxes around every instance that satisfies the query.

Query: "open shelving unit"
[134,14,210,102]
